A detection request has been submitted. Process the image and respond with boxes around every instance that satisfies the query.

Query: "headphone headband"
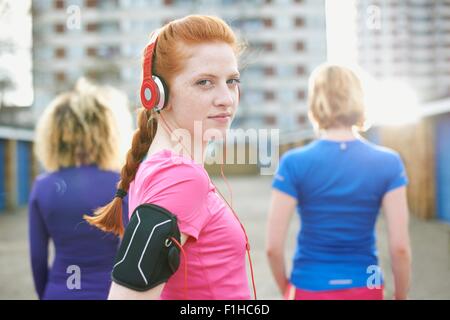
[140,28,167,111]
[142,29,160,81]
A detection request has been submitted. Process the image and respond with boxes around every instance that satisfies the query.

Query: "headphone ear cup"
[140,79,160,110]
[152,75,169,112]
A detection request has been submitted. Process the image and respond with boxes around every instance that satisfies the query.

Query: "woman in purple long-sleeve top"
[29,79,132,299]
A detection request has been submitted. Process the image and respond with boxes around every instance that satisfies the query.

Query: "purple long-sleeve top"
[28,165,128,300]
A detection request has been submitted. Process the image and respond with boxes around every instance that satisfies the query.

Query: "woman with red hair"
[85,15,253,300]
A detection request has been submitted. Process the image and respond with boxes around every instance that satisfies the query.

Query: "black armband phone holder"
[111,203,181,291]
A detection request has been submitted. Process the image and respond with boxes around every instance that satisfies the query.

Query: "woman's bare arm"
[382,186,412,300]
[266,190,297,295]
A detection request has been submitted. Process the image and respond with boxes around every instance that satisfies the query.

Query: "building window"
[265,116,277,125]
[264,91,275,101]
[54,0,65,9]
[297,90,305,100]
[264,66,276,76]
[298,115,307,125]
[54,72,66,82]
[86,47,97,57]
[54,23,65,33]
[54,47,66,59]
[86,23,98,32]
[85,0,97,7]
[294,17,304,27]
[295,41,305,52]
[263,18,273,28]
[296,65,305,75]
[265,42,274,52]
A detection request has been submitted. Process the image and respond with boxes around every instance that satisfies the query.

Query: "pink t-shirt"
[128,149,251,300]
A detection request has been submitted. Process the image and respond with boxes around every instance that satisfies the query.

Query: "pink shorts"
[284,283,384,300]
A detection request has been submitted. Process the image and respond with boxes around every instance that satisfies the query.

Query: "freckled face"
[166,42,240,140]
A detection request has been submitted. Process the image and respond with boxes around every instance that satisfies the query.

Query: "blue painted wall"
[16,141,31,206]
[436,114,450,222]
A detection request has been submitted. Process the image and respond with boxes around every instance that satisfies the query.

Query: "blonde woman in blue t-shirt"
[266,64,412,300]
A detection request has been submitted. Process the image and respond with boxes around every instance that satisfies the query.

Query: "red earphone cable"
[219,163,257,300]
[158,111,257,300]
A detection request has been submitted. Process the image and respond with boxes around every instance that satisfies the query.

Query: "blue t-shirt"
[272,138,408,291]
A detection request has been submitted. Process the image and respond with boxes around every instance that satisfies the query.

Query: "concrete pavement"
[0,175,449,299]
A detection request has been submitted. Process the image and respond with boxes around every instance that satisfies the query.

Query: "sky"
[0,0,32,107]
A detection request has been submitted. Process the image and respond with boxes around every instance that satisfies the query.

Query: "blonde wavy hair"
[308,64,366,131]
[34,78,133,172]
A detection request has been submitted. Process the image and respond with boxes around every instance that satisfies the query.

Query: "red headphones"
[140,30,168,112]
[139,29,256,300]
